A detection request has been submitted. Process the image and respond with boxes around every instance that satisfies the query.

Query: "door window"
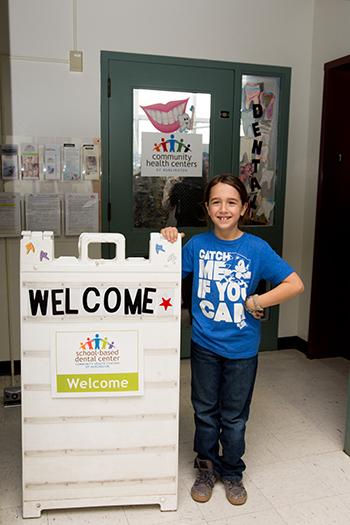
[133,89,211,229]
[102,52,290,351]
[239,75,280,226]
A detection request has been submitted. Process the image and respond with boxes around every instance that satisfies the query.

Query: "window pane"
[133,89,211,229]
[239,76,280,226]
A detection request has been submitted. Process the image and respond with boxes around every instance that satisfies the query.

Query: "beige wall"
[1,0,349,361]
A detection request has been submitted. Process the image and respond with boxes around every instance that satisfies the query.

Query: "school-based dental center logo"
[54,329,141,396]
[198,249,251,329]
[76,333,120,369]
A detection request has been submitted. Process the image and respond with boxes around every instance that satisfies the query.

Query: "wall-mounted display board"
[0,137,101,238]
[20,231,181,517]
[1,140,100,182]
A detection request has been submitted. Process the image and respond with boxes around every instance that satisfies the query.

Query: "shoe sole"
[226,494,247,505]
[191,491,212,503]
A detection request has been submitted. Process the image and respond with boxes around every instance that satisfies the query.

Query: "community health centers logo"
[141,132,202,177]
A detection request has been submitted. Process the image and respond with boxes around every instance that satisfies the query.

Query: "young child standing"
[161,174,304,506]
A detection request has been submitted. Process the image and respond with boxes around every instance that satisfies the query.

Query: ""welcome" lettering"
[28,287,157,317]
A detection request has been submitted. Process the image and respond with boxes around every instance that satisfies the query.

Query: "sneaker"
[222,479,247,505]
[190,458,217,503]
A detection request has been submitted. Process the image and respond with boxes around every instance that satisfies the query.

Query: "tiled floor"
[1,349,350,524]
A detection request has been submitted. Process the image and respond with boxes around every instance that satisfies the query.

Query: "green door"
[102,53,234,254]
[101,52,291,355]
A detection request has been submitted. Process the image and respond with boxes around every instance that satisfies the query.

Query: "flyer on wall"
[25,193,61,236]
[82,144,100,180]
[1,144,19,180]
[43,144,61,180]
[64,193,99,236]
[62,143,81,181]
[0,193,21,236]
[21,143,40,180]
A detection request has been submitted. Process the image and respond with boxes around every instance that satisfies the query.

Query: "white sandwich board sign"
[20,231,181,517]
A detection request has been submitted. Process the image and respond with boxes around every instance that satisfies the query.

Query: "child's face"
[205,182,247,239]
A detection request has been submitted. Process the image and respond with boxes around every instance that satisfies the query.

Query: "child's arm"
[245,272,304,319]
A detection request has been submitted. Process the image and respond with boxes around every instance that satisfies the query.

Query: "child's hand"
[245,295,264,319]
[249,310,264,320]
[160,227,184,243]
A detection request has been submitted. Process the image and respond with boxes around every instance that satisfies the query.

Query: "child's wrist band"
[252,294,264,312]
[245,294,264,313]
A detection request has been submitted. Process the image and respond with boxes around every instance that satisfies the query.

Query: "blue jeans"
[191,341,258,481]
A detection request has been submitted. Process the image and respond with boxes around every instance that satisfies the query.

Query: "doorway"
[308,55,350,359]
[101,51,291,354]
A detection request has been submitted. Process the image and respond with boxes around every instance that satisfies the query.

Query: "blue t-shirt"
[182,231,293,359]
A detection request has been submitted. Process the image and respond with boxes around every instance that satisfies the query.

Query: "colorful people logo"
[153,134,191,154]
[79,333,115,351]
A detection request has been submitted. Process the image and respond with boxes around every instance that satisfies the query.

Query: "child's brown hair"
[204,174,248,205]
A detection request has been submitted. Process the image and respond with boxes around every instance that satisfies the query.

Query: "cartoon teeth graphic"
[141,98,189,133]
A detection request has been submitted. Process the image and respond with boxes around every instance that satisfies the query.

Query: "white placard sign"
[51,329,142,397]
[20,231,181,517]
[141,132,202,177]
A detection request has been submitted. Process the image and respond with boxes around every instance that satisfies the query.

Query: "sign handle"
[78,233,126,262]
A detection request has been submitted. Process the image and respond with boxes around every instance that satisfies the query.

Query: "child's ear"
[241,202,248,216]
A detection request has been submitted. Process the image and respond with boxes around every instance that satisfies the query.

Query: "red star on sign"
[160,297,172,311]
